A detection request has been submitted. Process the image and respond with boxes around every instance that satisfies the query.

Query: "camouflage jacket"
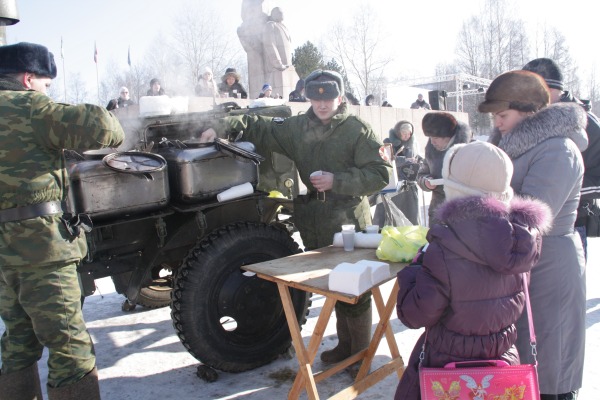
[0,76,124,266]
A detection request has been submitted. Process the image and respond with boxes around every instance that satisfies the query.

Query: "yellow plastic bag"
[376,225,429,262]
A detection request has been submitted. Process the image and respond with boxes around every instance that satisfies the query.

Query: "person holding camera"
[416,112,472,226]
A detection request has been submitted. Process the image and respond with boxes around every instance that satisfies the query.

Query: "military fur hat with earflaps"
[0,42,57,78]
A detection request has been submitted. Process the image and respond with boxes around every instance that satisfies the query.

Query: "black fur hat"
[422,112,458,138]
[522,58,564,90]
[0,42,57,78]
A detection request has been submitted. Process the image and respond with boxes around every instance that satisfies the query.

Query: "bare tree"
[587,66,600,112]
[325,4,393,101]
[456,0,529,79]
[170,3,244,94]
[530,24,579,94]
[66,72,91,104]
[456,17,486,76]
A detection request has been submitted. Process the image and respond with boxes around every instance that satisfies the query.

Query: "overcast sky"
[6,0,599,100]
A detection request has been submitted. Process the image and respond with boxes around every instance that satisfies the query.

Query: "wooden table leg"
[371,282,403,378]
[355,282,401,381]
[278,283,333,400]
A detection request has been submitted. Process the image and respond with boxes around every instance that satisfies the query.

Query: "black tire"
[111,265,173,309]
[171,222,310,373]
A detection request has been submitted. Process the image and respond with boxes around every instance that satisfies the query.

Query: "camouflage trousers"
[0,261,96,387]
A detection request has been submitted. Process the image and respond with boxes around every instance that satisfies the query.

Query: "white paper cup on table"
[365,224,379,234]
[341,224,356,251]
[217,182,254,202]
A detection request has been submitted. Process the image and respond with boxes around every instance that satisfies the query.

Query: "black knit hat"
[522,58,564,91]
[422,112,458,138]
[304,70,344,100]
[0,42,57,78]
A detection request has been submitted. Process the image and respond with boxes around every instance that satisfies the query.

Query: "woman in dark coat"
[416,112,472,226]
[379,121,422,225]
[395,141,551,400]
[218,68,248,99]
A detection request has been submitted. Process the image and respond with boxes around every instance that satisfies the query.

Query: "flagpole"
[94,41,100,105]
[96,63,100,105]
[61,37,66,102]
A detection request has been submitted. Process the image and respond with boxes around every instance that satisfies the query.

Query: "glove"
[400,160,420,181]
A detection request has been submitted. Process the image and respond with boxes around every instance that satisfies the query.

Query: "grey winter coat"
[417,121,472,226]
[395,195,550,400]
[489,102,588,395]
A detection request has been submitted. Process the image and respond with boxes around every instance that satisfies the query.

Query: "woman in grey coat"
[480,70,588,400]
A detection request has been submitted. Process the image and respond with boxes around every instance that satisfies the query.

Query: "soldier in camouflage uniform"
[0,42,124,400]
[200,69,390,376]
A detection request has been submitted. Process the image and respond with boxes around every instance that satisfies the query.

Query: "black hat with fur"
[422,112,458,138]
[222,67,241,83]
[0,42,57,78]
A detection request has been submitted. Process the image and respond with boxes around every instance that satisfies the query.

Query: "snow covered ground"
[2,238,599,399]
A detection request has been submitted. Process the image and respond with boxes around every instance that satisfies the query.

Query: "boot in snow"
[47,367,100,400]
[0,363,43,400]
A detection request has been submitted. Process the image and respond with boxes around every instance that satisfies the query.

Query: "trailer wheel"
[171,221,310,373]
[111,265,173,310]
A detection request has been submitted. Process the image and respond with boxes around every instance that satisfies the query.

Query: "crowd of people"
[0,39,595,400]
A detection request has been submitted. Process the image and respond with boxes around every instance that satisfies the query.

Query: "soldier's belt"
[298,191,358,203]
[0,201,65,223]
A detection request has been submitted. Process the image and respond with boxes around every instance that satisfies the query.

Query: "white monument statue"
[238,2,299,99]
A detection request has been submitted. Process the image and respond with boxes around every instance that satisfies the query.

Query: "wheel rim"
[211,256,284,344]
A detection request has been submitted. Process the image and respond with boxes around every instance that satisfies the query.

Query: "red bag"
[418,275,541,399]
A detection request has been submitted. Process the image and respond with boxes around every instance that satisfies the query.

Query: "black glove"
[400,160,420,181]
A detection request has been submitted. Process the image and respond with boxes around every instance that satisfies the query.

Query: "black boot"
[320,312,351,364]
[347,303,372,379]
[47,367,100,400]
[0,363,43,400]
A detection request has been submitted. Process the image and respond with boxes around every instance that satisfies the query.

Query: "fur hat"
[478,70,550,114]
[222,67,241,82]
[0,42,57,78]
[261,83,272,93]
[441,141,514,203]
[522,58,564,91]
[422,112,458,138]
[304,69,344,100]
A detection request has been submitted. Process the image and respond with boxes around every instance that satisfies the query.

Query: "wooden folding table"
[242,246,407,400]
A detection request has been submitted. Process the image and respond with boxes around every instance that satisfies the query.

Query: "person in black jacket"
[218,68,248,99]
[288,78,307,102]
[106,86,135,110]
[146,78,165,96]
[523,58,600,258]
